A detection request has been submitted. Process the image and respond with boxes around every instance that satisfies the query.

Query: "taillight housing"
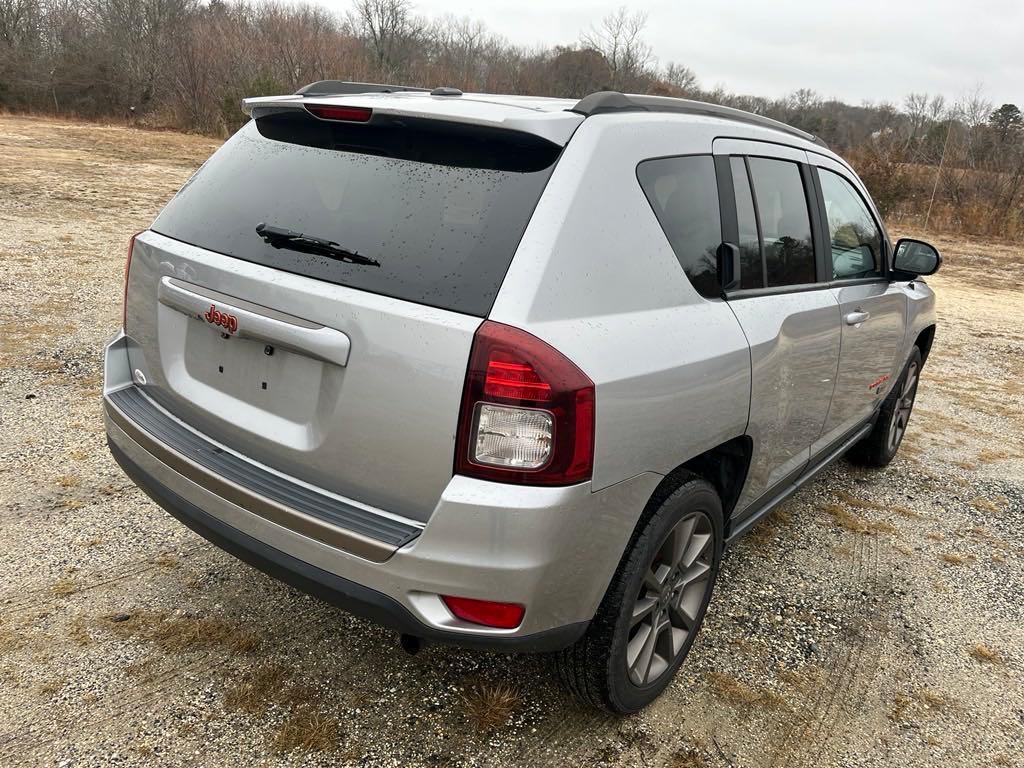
[123,231,143,330]
[455,321,595,486]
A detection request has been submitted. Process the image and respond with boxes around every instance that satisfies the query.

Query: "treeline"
[1,0,1022,239]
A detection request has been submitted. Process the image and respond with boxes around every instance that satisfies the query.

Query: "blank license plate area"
[183,320,324,424]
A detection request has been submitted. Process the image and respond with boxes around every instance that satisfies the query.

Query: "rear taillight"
[455,321,595,486]
[123,231,142,330]
[304,104,373,122]
[441,595,525,629]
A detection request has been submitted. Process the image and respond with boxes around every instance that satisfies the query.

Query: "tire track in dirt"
[766,529,892,767]
[0,607,372,761]
[0,542,211,616]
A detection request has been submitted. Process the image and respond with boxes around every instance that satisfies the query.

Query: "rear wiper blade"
[255,223,381,267]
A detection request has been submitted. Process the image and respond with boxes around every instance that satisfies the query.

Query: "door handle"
[157,276,351,367]
[845,310,870,326]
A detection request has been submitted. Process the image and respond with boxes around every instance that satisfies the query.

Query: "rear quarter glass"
[151,112,562,317]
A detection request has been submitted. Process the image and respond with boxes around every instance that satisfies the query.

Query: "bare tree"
[579,7,654,91]
[348,0,420,79]
[662,62,698,96]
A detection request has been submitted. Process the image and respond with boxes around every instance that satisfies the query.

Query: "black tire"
[555,475,723,713]
[847,346,923,468]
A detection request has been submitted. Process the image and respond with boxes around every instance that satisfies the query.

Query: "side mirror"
[893,238,942,276]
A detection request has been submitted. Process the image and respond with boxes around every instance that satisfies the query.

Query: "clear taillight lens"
[455,321,595,486]
[473,403,553,470]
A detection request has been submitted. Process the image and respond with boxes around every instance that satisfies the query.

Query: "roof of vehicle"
[242,82,827,150]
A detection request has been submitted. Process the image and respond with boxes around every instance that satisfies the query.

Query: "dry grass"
[823,504,897,535]
[51,578,78,597]
[56,474,80,488]
[968,526,1010,550]
[96,610,260,654]
[67,615,93,646]
[0,622,26,655]
[670,747,711,768]
[835,491,883,511]
[705,671,788,711]
[890,689,950,722]
[461,682,521,731]
[153,552,180,570]
[939,552,974,566]
[971,497,1003,513]
[747,506,794,549]
[38,678,66,696]
[777,665,825,693]
[892,505,923,519]
[271,706,340,754]
[976,448,1022,464]
[222,664,308,714]
[916,689,948,710]
[969,644,1003,664]
[890,693,913,722]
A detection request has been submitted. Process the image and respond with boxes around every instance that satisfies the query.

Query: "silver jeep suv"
[103,83,940,712]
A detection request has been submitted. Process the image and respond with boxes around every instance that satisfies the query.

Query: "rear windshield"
[151,110,562,316]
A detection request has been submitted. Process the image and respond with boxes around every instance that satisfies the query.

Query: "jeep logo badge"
[204,304,238,334]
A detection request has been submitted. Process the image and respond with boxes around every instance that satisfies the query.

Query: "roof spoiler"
[294,80,429,98]
[570,91,827,148]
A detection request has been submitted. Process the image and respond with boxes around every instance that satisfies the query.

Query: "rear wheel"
[847,347,922,468]
[555,476,723,713]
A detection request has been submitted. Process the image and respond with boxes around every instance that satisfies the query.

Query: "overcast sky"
[316,0,1022,107]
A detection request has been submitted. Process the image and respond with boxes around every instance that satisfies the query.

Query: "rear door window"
[746,157,816,287]
[151,111,562,317]
[636,155,723,298]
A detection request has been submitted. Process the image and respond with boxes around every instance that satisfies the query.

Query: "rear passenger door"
[810,156,908,452]
[712,139,842,517]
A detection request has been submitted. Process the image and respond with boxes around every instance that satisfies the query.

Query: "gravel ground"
[1,115,1022,768]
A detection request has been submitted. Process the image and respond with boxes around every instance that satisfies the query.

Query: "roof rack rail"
[569,91,827,148]
[295,80,430,97]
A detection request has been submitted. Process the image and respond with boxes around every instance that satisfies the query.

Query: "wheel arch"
[636,436,753,541]
[914,324,936,365]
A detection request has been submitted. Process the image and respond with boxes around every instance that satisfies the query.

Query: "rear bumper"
[103,332,661,650]
[107,441,584,651]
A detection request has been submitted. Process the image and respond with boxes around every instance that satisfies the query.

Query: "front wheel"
[555,476,723,713]
[847,346,922,468]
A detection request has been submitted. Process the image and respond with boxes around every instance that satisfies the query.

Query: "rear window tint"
[636,155,722,298]
[746,157,815,287]
[151,111,561,317]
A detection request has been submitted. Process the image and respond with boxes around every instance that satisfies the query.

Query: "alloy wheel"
[887,361,919,452]
[625,511,714,687]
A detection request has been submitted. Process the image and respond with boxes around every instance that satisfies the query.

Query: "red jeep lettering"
[204,304,238,334]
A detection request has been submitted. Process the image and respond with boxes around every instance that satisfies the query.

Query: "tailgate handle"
[157,277,351,367]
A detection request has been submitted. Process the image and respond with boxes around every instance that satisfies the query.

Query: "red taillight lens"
[304,104,372,122]
[123,231,143,330]
[441,595,525,629]
[484,358,552,400]
[455,320,595,486]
